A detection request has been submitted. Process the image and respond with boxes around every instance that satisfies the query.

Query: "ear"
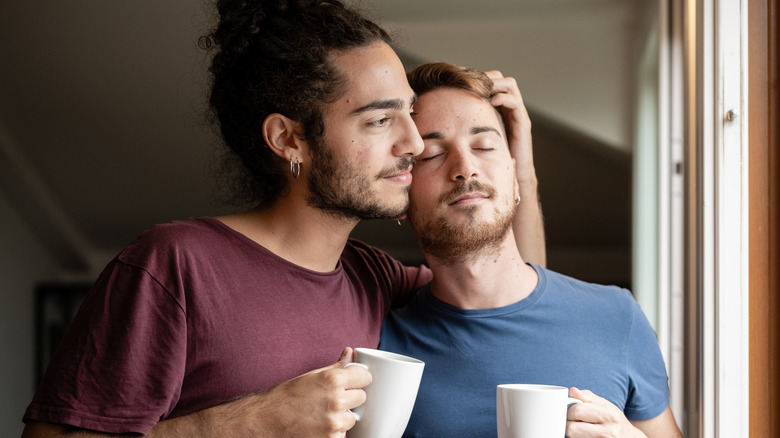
[262,113,307,163]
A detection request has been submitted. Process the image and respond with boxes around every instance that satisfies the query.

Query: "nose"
[449,149,479,181]
[393,113,424,157]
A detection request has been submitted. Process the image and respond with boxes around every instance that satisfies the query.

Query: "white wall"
[0,190,60,435]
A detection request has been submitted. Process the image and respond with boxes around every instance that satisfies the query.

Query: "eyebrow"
[421,126,501,141]
[350,95,417,115]
[421,132,444,140]
[471,126,502,136]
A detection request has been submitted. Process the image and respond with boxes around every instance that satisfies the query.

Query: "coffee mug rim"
[356,347,424,364]
[497,383,568,392]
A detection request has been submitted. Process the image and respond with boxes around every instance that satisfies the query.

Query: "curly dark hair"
[201,0,391,207]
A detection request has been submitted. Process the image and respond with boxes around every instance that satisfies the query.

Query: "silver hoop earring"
[290,157,301,179]
[516,195,521,206]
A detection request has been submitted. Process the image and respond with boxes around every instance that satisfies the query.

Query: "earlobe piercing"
[290,157,301,179]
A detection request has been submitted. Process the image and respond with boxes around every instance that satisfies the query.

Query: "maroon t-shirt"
[24,217,431,433]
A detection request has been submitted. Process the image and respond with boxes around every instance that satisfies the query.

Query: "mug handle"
[342,362,369,421]
[567,397,584,406]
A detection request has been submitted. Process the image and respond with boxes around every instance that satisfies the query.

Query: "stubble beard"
[306,137,414,220]
[409,180,517,264]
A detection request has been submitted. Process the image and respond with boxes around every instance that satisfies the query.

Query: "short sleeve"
[342,239,432,308]
[23,260,188,434]
[390,264,432,307]
[624,301,671,420]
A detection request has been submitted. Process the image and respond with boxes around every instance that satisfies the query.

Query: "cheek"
[339,137,373,167]
[409,179,431,203]
[354,144,368,160]
[410,166,434,186]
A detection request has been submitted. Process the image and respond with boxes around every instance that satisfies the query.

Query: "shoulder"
[343,239,431,280]
[118,217,231,266]
[342,238,406,272]
[536,265,634,305]
[534,265,642,332]
[344,238,394,258]
[343,239,431,305]
[130,217,225,245]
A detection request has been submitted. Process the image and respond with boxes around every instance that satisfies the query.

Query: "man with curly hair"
[21,1,544,437]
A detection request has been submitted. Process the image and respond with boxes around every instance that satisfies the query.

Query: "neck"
[217,193,359,273]
[425,231,538,309]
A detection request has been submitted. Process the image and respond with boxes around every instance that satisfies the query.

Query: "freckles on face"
[322,42,418,167]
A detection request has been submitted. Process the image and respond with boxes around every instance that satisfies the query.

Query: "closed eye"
[420,153,443,162]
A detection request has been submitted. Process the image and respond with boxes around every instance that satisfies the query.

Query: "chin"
[380,203,408,219]
[383,195,409,213]
[353,200,408,221]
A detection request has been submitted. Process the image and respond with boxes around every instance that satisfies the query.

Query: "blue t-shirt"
[379,264,670,437]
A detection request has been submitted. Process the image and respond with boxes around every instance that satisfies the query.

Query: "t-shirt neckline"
[421,263,547,318]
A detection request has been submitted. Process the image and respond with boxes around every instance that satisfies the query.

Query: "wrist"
[628,423,648,438]
[515,165,538,185]
[516,176,539,200]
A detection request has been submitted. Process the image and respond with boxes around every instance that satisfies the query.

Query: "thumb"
[336,346,354,366]
[569,386,586,401]
[305,347,354,375]
[569,387,602,404]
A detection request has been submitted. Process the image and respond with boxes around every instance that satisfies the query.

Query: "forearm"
[631,406,683,438]
[155,350,366,438]
[22,421,138,437]
[514,174,546,267]
[147,393,291,438]
[145,408,217,438]
[23,396,273,438]
[23,349,364,438]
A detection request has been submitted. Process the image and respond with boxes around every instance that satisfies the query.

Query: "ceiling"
[0,0,638,274]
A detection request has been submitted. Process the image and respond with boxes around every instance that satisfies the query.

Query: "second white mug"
[497,384,582,438]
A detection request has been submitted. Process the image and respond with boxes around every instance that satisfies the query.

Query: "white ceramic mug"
[497,384,583,438]
[344,348,425,438]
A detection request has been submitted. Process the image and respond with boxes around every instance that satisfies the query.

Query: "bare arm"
[22,348,370,438]
[565,387,682,438]
[631,406,682,438]
[486,71,547,267]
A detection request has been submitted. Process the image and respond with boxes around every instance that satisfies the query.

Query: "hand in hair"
[485,71,535,184]
[486,71,546,267]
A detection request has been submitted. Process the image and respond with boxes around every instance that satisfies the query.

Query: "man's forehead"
[328,42,414,111]
[420,91,506,137]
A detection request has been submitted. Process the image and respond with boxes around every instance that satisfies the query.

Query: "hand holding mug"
[497,384,582,438]
[565,387,645,438]
[344,348,425,438]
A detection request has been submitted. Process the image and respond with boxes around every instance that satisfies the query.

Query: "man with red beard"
[379,62,682,438]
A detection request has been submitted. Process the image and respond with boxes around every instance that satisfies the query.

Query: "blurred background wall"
[0,0,656,434]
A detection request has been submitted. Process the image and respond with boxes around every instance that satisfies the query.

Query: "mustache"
[376,157,417,179]
[439,180,497,205]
